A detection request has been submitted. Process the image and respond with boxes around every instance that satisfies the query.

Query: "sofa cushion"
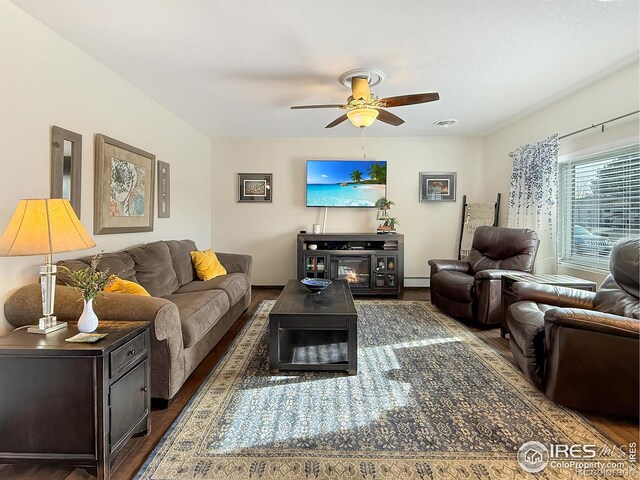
[57,258,91,285]
[127,241,179,297]
[174,273,250,305]
[165,239,198,286]
[608,237,639,299]
[163,290,230,348]
[593,283,640,320]
[94,252,138,282]
[57,252,137,284]
[431,270,474,303]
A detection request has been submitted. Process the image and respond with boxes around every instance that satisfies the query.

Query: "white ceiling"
[10,0,640,138]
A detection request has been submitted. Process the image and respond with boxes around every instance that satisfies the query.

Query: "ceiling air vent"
[434,119,458,128]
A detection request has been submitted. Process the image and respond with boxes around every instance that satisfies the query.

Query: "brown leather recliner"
[428,226,539,326]
[506,237,639,417]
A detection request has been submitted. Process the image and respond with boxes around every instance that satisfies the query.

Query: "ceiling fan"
[291,68,440,129]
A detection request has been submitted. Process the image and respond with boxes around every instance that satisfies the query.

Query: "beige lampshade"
[0,199,96,256]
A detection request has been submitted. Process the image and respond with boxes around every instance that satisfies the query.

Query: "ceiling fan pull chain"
[361,127,366,159]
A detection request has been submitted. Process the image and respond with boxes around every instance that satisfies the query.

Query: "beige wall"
[2,1,636,336]
[214,63,639,287]
[0,1,212,334]
[211,137,486,287]
[483,61,640,283]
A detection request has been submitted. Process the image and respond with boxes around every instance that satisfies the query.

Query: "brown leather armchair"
[506,237,639,417]
[428,226,539,326]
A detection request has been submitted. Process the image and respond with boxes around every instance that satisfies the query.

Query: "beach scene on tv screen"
[307,160,387,207]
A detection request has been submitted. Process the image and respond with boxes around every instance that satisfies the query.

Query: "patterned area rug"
[136,300,629,479]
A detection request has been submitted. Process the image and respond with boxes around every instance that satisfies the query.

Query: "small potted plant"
[375,197,395,220]
[375,197,398,233]
[379,217,399,233]
[59,254,116,332]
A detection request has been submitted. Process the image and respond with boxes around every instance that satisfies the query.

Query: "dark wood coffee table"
[270,279,358,374]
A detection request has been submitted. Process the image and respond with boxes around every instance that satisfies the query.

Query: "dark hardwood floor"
[2,287,638,479]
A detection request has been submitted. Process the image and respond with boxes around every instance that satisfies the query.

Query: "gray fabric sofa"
[4,239,251,403]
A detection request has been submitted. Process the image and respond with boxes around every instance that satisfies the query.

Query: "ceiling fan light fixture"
[347,108,379,128]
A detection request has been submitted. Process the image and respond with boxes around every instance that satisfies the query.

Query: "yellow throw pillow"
[190,249,227,281]
[104,277,151,296]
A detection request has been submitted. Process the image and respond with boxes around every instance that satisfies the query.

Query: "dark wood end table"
[0,321,150,479]
[501,273,597,337]
[270,279,358,374]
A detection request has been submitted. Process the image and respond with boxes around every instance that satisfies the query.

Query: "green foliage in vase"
[59,253,116,301]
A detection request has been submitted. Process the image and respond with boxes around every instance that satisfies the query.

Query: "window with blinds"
[558,143,640,270]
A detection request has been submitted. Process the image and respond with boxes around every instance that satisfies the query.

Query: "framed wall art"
[94,134,155,234]
[237,173,272,203]
[157,160,170,218]
[51,126,82,217]
[419,171,457,202]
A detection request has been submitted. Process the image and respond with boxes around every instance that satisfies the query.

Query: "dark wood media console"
[297,233,404,297]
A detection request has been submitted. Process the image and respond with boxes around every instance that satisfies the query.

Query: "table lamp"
[0,199,96,334]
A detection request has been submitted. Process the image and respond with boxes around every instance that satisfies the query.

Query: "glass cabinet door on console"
[375,255,397,289]
[329,255,371,290]
[303,254,327,278]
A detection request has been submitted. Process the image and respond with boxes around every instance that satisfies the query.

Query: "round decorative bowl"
[301,277,332,294]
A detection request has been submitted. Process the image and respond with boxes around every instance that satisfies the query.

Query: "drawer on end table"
[110,331,147,377]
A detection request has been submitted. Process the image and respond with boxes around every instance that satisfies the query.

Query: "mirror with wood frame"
[51,126,82,216]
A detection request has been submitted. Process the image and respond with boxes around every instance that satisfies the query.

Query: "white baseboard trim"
[404,277,430,288]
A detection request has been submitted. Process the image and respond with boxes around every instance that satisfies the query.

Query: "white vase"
[78,298,99,333]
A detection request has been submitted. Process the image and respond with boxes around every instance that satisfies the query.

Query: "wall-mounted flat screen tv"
[306,160,387,207]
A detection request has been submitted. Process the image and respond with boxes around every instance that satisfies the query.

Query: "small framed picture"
[238,173,272,202]
[419,172,457,202]
[157,160,170,218]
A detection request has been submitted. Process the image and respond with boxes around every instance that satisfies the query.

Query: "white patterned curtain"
[508,134,559,273]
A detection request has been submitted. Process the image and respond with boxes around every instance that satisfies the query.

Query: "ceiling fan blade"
[375,109,405,126]
[351,77,370,101]
[380,92,440,108]
[325,114,349,128]
[291,104,344,109]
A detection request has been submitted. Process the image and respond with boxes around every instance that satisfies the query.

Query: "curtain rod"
[508,110,640,157]
[559,110,639,139]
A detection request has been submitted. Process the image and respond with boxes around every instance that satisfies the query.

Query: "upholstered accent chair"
[506,237,639,417]
[428,226,539,326]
